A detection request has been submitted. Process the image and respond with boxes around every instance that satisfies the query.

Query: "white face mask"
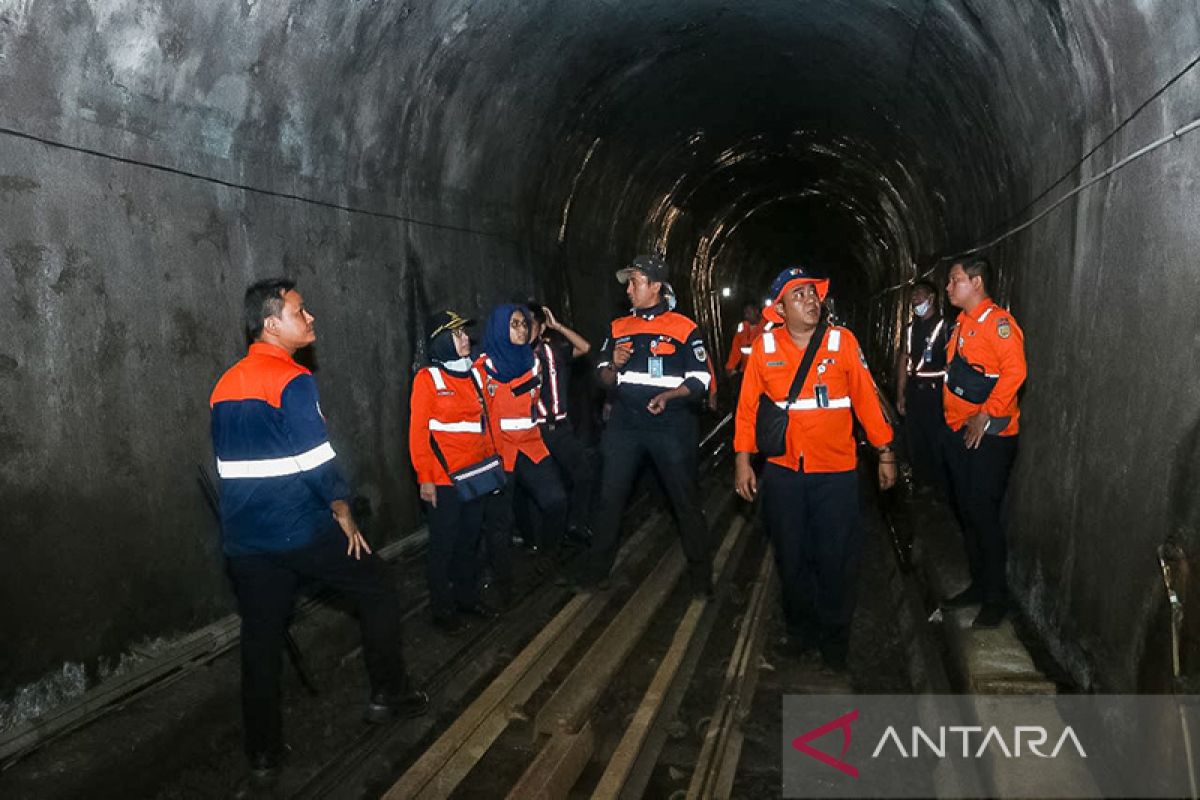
[914,299,932,317]
[441,356,473,373]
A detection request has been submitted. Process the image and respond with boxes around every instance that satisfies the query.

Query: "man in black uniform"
[578,254,715,596]
[894,280,951,493]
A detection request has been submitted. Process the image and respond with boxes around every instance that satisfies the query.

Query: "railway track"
[289,416,746,800]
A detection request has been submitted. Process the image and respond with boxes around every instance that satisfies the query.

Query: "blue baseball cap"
[764,267,829,323]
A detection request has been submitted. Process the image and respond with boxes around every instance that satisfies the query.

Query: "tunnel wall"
[0,0,562,703]
[3,0,1198,714]
[988,2,1200,691]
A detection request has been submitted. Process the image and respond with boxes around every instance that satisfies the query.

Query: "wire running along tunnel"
[1,0,1199,736]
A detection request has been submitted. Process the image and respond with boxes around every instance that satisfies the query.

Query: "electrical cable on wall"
[876,47,1200,297]
[0,123,517,243]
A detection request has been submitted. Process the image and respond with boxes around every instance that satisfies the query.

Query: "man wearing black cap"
[578,254,715,596]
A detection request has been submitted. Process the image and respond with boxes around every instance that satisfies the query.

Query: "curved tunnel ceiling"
[515,0,1025,346]
[11,0,1190,701]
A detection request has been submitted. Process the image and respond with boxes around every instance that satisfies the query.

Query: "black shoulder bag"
[755,322,826,457]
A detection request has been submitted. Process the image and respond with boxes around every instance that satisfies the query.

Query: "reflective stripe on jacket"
[409,365,491,486]
[209,342,349,555]
[942,299,1026,435]
[734,326,893,473]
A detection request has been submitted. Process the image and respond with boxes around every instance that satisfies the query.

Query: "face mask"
[914,299,932,316]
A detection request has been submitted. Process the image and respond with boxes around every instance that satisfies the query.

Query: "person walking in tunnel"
[940,257,1027,628]
[527,303,595,544]
[733,267,896,671]
[894,280,951,494]
[409,310,503,633]
[577,254,715,596]
[478,304,570,597]
[209,278,426,787]
[725,302,766,377]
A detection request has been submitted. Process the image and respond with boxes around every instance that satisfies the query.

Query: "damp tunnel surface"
[1,0,1199,737]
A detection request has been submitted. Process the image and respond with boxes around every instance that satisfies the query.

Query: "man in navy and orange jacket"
[939,257,1027,628]
[579,254,714,596]
[210,278,424,785]
[734,267,896,670]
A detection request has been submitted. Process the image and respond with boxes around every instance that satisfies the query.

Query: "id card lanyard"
[813,359,831,408]
[648,337,665,379]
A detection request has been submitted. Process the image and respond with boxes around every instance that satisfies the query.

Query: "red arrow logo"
[791,709,859,778]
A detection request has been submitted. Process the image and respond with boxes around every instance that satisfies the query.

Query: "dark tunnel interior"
[2,0,1199,729]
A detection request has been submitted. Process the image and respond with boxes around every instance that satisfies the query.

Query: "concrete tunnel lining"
[1,0,1199,729]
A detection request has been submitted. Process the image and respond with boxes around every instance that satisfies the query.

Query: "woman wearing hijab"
[478,304,569,600]
[409,310,501,632]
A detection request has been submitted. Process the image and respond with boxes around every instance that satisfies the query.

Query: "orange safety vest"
[734,326,893,473]
[478,355,551,470]
[942,299,1026,436]
[408,365,492,486]
[725,320,765,373]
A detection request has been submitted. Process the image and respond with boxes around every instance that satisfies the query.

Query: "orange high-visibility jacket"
[724,320,765,373]
[408,364,492,486]
[942,299,1026,436]
[734,325,893,473]
[478,355,551,471]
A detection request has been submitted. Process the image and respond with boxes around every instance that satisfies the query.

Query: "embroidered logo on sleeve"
[997,319,1012,339]
[693,345,707,362]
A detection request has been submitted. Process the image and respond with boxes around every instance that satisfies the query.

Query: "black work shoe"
[972,603,1007,629]
[943,585,983,608]
[820,642,849,672]
[775,634,815,659]
[457,602,500,620]
[432,612,465,633]
[365,688,430,723]
[570,577,610,594]
[247,752,281,789]
[566,525,594,545]
[690,575,714,599]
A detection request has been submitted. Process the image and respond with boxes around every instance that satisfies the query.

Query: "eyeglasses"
[510,318,529,329]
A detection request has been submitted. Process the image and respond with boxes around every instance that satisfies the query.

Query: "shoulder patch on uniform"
[997,318,1011,339]
[693,345,707,362]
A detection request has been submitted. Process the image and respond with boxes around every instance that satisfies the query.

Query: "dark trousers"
[484,453,568,589]
[584,421,712,586]
[761,464,862,646]
[941,428,1019,603]
[903,378,949,490]
[226,535,409,759]
[513,424,594,546]
[424,485,484,616]
[543,422,595,532]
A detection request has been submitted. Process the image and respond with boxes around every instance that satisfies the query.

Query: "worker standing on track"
[733,267,896,670]
[725,302,765,377]
[210,278,426,789]
[894,280,951,495]
[939,257,1027,629]
[577,254,715,597]
[409,310,502,633]
[478,304,570,598]
[527,303,595,544]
